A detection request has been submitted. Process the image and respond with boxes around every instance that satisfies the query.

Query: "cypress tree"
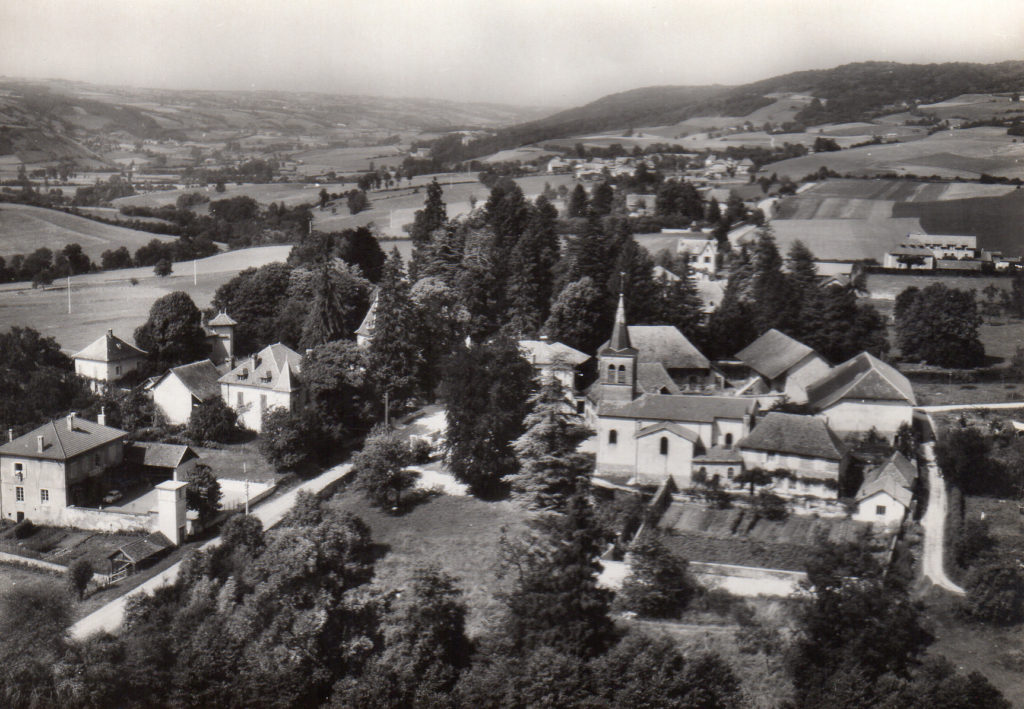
[506,196,560,335]
[567,183,589,218]
[368,249,426,404]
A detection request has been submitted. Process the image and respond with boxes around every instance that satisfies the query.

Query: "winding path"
[918,441,966,595]
[69,462,353,640]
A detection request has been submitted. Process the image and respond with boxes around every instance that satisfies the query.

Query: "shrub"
[12,519,35,539]
[188,397,240,444]
[752,491,789,521]
[67,558,93,600]
[615,533,699,618]
[964,561,1024,625]
[409,437,432,464]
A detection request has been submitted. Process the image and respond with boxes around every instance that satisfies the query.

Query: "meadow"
[0,245,292,352]
[289,145,408,176]
[0,203,177,261]
[892,189,1024,256]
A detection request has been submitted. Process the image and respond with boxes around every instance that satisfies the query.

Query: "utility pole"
[243,463,249,514]
[384,391,390,428]
[67,274,71,314]
[193,259,197,286]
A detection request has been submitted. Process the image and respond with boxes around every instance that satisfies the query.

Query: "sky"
[1,0,1023,108]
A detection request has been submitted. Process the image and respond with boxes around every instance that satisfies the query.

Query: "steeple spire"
[607,292,633,352]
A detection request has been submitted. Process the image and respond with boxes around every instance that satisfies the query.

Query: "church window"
[659,437,669,455]
[609,430,617,445]
[617,364,626,384]
[607,364,616,382]
[724,433,733,448]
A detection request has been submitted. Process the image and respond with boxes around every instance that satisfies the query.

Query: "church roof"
[736,329,819,380]
[72,330,147,363]
[635,421,699,443]
[620,326,709,370]
[807,352,916,410]
[600,294,636,355]
[599,393,756,424]
[738,412,846,461]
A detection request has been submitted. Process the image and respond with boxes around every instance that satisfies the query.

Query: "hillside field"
[0,203,177,261]
[892,189,1024,256]
[0,245,292,352]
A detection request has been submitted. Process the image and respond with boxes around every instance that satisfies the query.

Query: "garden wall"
[58,507,154,534]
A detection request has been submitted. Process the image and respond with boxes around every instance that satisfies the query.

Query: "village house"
[151,359,223,425]
[219,343,303,432]
[518,338,589,395]
[735,329,832,404]
[883,243,936,270]
[669,232,720,277]
[356,289,378,347]
[806,352,916,441]
[0,412,126,523]
[907,233,977,260]
[737,412,849,499]
[72,330,148,392]
[853,451,918,525]
[124,442,201,483]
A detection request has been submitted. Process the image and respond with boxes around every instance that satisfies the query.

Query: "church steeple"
[598,293,638,402]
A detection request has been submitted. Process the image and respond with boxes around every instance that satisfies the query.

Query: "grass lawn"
[194,439,284,483]
[0,562,62,596]
[326,489,532,638]
[911,380,1024,406]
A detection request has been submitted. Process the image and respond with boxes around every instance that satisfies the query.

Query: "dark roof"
[856,453,918,506]
[600,325,708,370]
[807,352,916,410]
[107,532,173,564]
[600,294,636,355]
[600,394,757,424]
[0,415,127,461]
[693,445,744,464]
[125,442,199,469]
[738,412,847,461]
[736,329,818,380]
[161,359,222,401]
[72,330,147,362]
[638,362,680,395]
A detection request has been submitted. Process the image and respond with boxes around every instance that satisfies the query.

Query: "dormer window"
[261,371,273,383]
[238,368,249,380]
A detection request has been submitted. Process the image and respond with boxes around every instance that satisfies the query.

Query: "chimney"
[107,329,113,338]
[7,428,12,442]
[98,406,106,427]
[37,435,44,453]
[67,412,76,431]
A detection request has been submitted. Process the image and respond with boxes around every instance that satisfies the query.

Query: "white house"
[806,352,916,441]
[883,243,935,270]
[518,338,589,394]
[737,412,849,500]
[152,360,223,426]
[219,344,303,432]
[673,235,719,277]
[72,330,148,392]
[735,329,831,404]
[854,451,918,525]
[907,233,977,260]
[355,290,378,348]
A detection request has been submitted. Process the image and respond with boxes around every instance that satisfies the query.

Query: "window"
[607,364,615,382]
[237,392,244,408]
[617,364,626,384]
[40,489,49,504]
[15,487,24,503]
[576,400,585,415]
[13,463,23,481]
[875,505,887,516]
[659,437,669,455]
[115,365,121,376]
[724,433,733,448]
[608,430,617,445]
[260,394,267,412]
[94,453,101,466]
[727,467,734,479]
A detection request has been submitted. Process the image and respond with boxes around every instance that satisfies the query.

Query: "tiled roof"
[72,331,147,363]
[635,422,699,443]
[600,393,756,424]
[162,359,221,401]
[108,532,173,564]
[736,329,818,380]
[693,445,743,464]
[518,340,589,367]
[807,352,916,410]
[738,412,847,461]
[219,343,303,392]
[0,415,127,461]
[856,452,917,506]
[208,311,238,327]
[355,289,378,338]
[125,442,198,469]
[600,294,636,355]
[652,265,681,282]
[637,362,680,395]
[599,325,708,370]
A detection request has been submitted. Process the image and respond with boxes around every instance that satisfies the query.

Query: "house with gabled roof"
[854,451,918,524]
[72,330,148,392]
[735,329,831,404]
[518,338,589,395]
[806,352,916,441]
[152,359,223,425]
[218,343,303,432]
[738,412,849,499]
[124,441,200,482]
[0,412,127,523]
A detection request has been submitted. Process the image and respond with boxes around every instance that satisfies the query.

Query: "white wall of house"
[783,355,832,404]
[819,401,913,441]
[220,383,294,432]
[739,449,844,500]
[74,356,145,389]
[596,417,640,477]
[153,375,196,425]
[536,364,576,393]
[854,491,907,525]
[634,432,695,488]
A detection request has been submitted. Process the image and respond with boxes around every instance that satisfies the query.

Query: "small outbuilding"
[854,452,918,525]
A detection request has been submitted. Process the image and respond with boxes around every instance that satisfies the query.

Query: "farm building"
[219,343,303,432]
[124,442,200,482]
[151,359,223,425]
[0,413,126,523]
[854,451,918,525]
[883,243,936,270]
[735,329,831,404]
[738,412,849,500]
[72,330,147,392]
[806,352,916,441]
[907,233,977,260]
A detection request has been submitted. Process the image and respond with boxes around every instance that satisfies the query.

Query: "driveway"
[69,462,353,640]
[919,441,966,595]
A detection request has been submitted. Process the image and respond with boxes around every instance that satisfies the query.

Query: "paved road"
[69,462,353,640]
[918,401,1024,413]
[918,441,966,595]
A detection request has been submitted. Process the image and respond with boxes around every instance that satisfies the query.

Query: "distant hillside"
[495,61,1024,148]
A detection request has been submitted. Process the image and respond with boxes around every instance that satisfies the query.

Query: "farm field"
[289,145,408,176]
[863,272,1014,300]
[762,127,1024,180]
[892,189,1024,257]
[657,501,879,572]
[917,93,1024,122]
[0,203,177,261]
[0,245,291,352]
[327,490,532,638]
[756,216,923,261]
[113,181,353,210]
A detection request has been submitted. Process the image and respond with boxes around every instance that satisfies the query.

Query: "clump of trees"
[895,283,985,368]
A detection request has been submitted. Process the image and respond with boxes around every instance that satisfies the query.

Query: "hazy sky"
[2,0,1022,108]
